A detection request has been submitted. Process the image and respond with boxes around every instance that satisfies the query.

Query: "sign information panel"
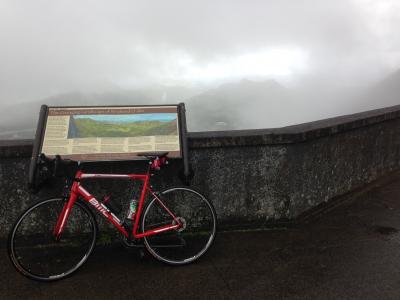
[39,106,182,160]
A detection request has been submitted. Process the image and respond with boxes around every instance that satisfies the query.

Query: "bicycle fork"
[52,181,79,241]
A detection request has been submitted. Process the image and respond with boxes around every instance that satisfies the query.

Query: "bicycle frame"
[52,169,181,240]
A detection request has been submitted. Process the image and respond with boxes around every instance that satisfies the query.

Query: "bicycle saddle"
[136,152,169,160]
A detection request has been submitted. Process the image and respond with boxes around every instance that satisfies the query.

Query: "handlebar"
[38,154,78,177]
[29,154,79,192]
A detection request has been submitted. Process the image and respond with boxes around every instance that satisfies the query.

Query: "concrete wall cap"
[188,104,400,148]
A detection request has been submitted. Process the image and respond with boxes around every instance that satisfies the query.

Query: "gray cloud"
[0,0,399,109]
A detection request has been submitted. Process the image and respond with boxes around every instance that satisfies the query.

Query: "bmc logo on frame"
[89,198,109,217]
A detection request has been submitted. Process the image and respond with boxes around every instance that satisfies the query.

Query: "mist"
[1,0,400,138]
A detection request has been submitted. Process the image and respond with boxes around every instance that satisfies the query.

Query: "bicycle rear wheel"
[8,198,97,281]
[142,187,217,265]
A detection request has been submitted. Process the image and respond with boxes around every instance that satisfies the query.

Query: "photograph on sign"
[40,106,181,160]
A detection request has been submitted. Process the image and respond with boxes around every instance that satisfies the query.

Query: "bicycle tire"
[8,198,97,281]
[142,187,217,265]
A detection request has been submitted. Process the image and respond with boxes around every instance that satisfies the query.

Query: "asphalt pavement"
[2,173,400,299]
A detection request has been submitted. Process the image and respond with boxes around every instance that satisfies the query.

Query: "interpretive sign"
[38,105,183,160]
[28,103,190,188]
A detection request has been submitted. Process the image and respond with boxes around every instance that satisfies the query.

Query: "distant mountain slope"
[69,117,177,138]
[1,80,295,138]
[186,79,294,131]
[0,90,154,139]
[350,69,400,112]
[1,72,400,140]
[371,69,400,104]
[0,87,189,139]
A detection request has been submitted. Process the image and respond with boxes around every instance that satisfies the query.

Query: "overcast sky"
[1,0,400,104]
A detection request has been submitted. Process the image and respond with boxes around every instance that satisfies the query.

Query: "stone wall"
[1,105,400,238]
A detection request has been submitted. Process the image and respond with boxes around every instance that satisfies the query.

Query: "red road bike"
[8,152,217,281]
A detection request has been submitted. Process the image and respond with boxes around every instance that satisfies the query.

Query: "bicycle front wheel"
[8,198,97,281]
[142,187,217,265]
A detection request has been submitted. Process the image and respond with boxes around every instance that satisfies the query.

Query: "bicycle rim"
[142,187,216,265]
[8,198,97,281]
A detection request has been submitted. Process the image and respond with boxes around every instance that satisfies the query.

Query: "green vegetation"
[68,117,178,138]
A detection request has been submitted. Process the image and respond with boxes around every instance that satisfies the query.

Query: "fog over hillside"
[1,0,400,138]
[0,71,399,139]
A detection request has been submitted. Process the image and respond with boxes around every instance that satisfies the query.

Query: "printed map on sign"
[40,106,181,160]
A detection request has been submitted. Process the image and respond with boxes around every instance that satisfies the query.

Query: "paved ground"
[2,174,400,299]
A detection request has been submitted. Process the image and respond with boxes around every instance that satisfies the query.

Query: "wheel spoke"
[8,198,97,281]
[142,187,216,265]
